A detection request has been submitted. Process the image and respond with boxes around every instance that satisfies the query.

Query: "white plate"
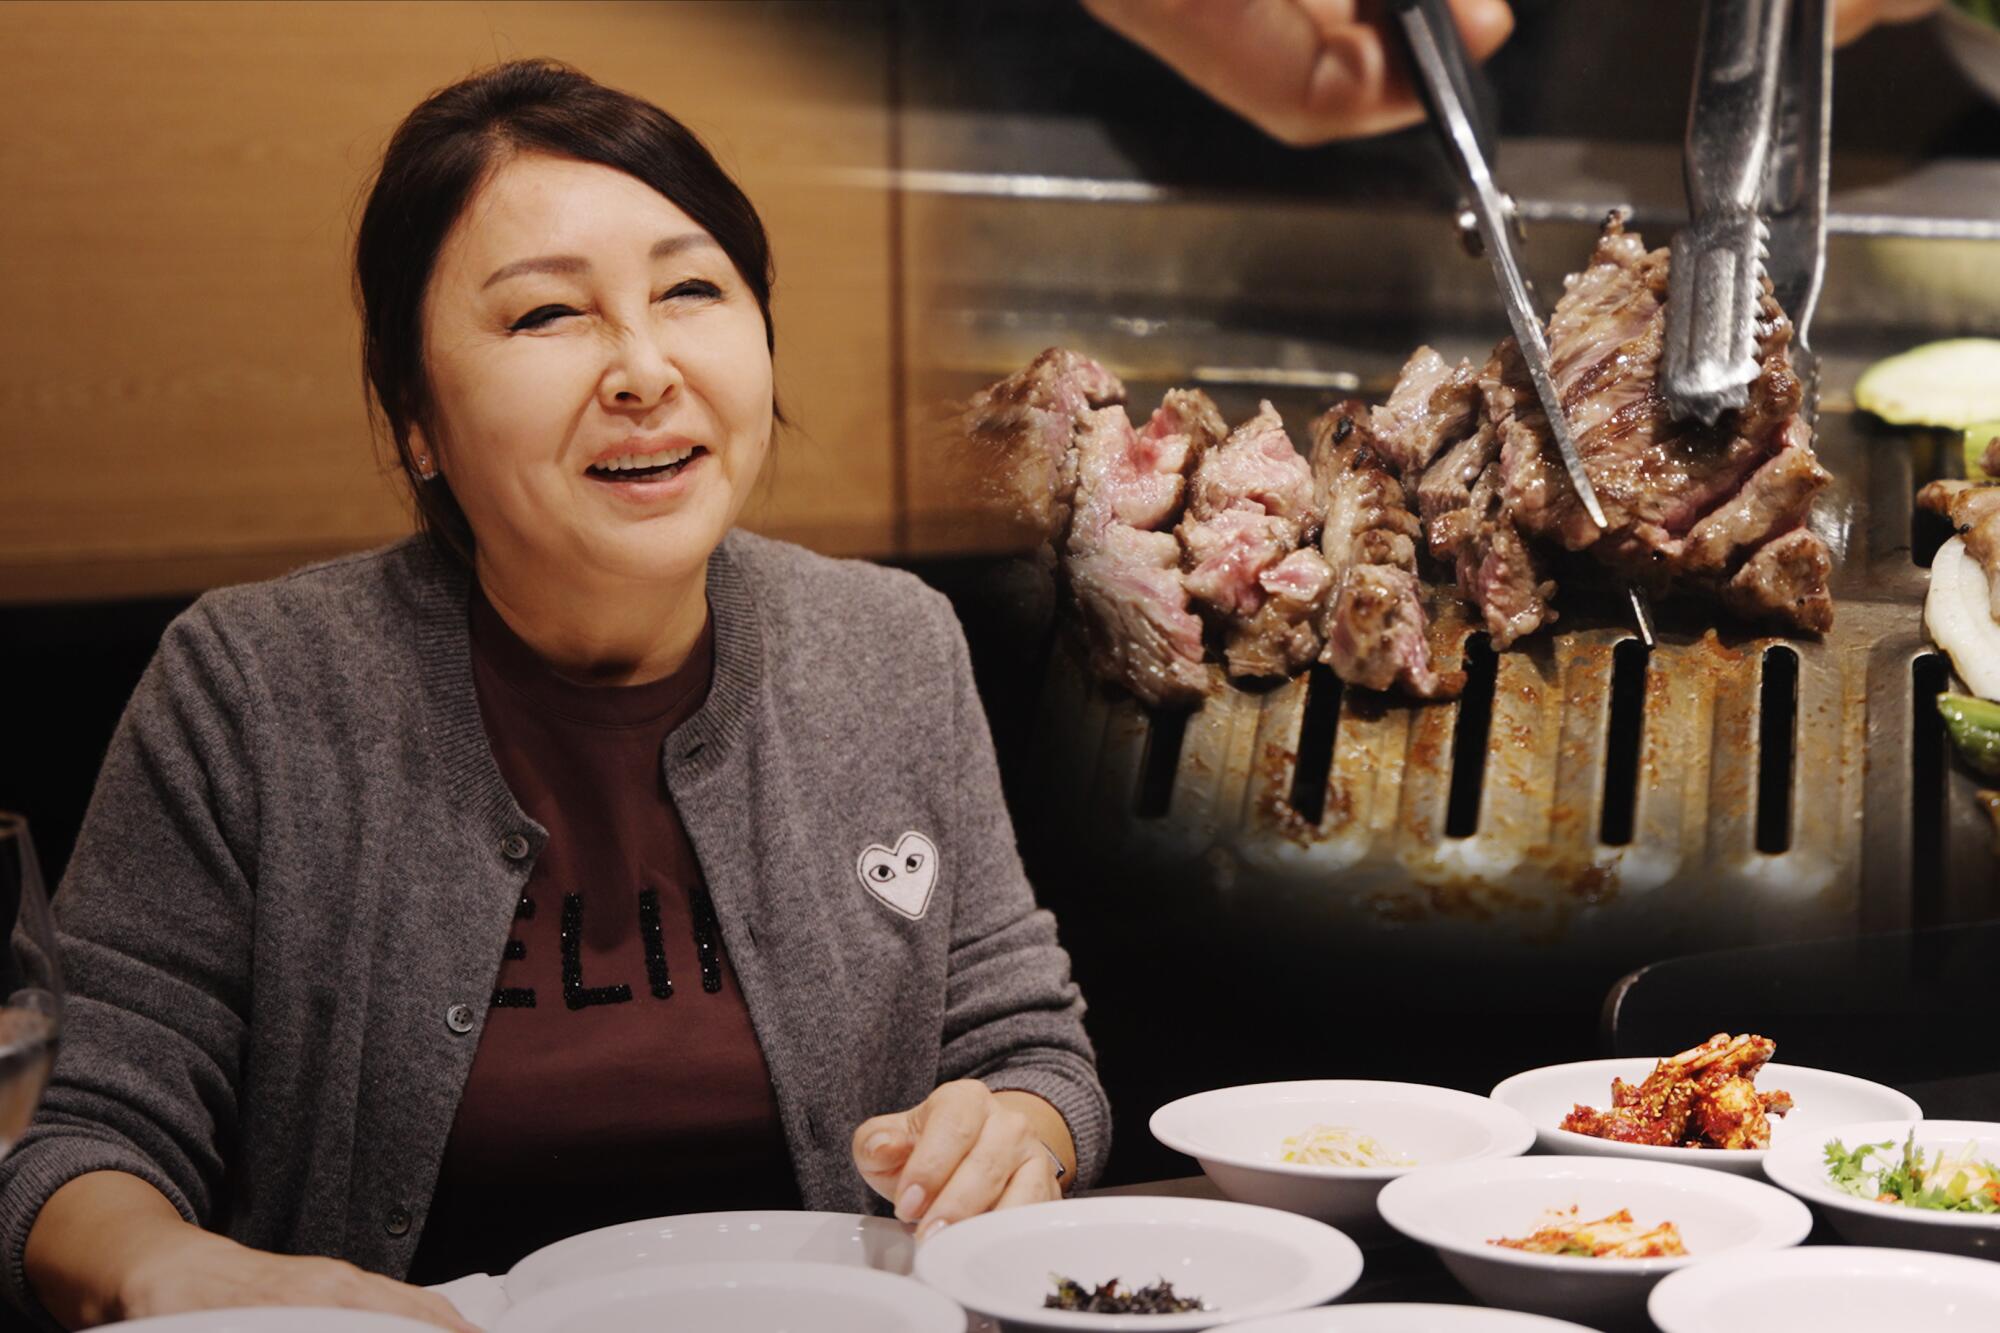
[913,1196,1364,1331]
[1490,1058,1921,1175]
[1375,1154,1810,1330]
[494,1260,964,1333]
[1648,1245,2000,1333]
[1221,1306,1600,1332]
[505,1210,916,1300]
[97,1314,443,1332]
[1763,1118,2000,1257]
[1149,1081,1535,1243]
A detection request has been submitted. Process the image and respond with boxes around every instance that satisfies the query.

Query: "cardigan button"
[500,832,532,861]
[384,1205,411,1237]
[445,1003,476,1035]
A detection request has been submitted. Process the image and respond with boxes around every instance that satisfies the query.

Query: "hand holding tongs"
[1662,0,1833,426]
[1389,0,1664,639]
[1388,0,1609,534]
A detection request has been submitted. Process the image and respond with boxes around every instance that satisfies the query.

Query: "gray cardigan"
[0,532,1108,1313]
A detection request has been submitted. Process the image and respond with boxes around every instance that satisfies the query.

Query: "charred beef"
[1413,214,1834,638]
[1311,403,1460,695]
[958,347,1126,543]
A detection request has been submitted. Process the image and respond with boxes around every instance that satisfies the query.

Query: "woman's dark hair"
[355,59,776,565]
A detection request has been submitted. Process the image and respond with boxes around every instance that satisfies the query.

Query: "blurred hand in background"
[1083,0,1948,148]
[1079,0,1516,145]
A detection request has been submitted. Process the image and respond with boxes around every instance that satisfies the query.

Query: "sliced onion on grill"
[1926,536,2000,701]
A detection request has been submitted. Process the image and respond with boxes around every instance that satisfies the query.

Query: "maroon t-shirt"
[406,588,799,1284]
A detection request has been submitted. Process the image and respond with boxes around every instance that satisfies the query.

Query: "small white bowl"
[1763,1118,2000,1257]
[1374,1155,1811,1330]
[494,1260,964,1333]
[96,1315,447,1332]
[1220,1306,1601,1332]
[505,1210,916,1300]
[912,1196,1364,1331]
[1149,1081,1535,1243]
[1490,1057,1921,1176]
[1648,1245,2000,1333]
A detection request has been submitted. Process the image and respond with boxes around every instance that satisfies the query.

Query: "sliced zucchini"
[1855,339,2000,429]
[1927,537,2000,703]
[1938,694,2000,779]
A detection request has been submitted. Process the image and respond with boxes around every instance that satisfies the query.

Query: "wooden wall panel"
[0,0,896,602]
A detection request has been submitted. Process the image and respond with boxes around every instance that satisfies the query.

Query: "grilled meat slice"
[1068,525,1211,709]
[1417,417,1500,564]
[1722,526,1836,634]
[1456,458,1559,650]
[1370,346,1481,479]
[1471,216,1833,632]
[960,347,1126,543]
[1226,548,1337,679]
[1068,390,1226,554]
[1679,420,1829,574]
[1309,404,1459,697]
[1185,400,1320,531]
[1061,388,1226,707]
[1178,401,1329,679]
[1919,479,2000,620]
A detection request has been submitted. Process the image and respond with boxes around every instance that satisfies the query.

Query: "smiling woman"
[0,60,1107,1331]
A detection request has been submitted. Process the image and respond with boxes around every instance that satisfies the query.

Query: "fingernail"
[863,1132,894,1159]
[917,1216,951,1242]
[896,1183,925,1221]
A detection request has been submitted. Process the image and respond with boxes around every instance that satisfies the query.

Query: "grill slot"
[1444,634,1499,838]
[1755,646,1800,855]
[1599,638,1651,847]
[1136,707,1189,817]
[1287,664,1343,826]
[1911,651,1949,924]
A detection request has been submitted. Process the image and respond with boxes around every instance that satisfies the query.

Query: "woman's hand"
[113,1227,481,1331]
[25,1173,479,1333]
[851,1081,1074,1240]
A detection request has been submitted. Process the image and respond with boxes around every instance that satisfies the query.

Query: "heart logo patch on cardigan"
[856,831,939,920]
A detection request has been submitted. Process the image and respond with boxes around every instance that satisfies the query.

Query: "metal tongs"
[1662,0,1833,428]
[1389,0,1655,639]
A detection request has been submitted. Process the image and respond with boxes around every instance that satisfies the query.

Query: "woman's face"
[420,151,773,589]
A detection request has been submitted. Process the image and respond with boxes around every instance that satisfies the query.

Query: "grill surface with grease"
[995,374,1991,964]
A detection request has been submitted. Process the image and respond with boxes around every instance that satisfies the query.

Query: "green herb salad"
[1825,1131,2000,1213]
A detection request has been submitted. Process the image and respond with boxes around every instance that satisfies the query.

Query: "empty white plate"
[505,1210,915,1301]
[495,1260,963,1333]
[1490,1058,1920,1176]
[1149,1080,1534,1242]
[1648,1245,2000,1332]
[914,1196,1364,1331]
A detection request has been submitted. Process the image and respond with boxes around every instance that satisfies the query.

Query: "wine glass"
[0,813,62,1158]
